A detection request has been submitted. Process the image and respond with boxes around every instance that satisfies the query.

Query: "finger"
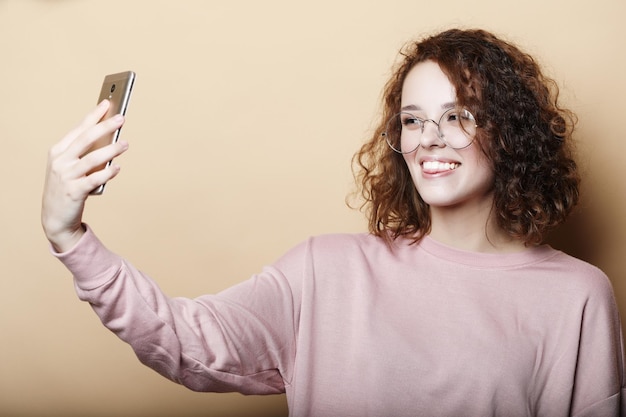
[62,113,125,165]
[46,114,125,185]
[72,139,129,179]
[82,163,123,195]
[50,100,111,157]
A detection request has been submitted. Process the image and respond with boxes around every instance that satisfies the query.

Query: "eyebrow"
[400,101,457,112]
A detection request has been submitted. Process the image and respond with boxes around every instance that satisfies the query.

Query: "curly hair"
[352,28,580,246]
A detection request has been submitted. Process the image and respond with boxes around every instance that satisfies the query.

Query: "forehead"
[401,61,457,110]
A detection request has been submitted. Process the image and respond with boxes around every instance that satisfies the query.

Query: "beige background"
[1,0,625,416]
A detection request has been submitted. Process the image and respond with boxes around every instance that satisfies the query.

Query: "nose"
[419,120,445,148]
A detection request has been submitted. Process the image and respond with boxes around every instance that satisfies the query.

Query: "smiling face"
[401,60,495,215]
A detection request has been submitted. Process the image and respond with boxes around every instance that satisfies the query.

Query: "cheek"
[461,143,493,173]
[402,153,420,181]
[402,151,418,170]
[467,155,496,189]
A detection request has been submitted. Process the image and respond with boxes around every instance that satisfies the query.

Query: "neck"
[428,205,526,254]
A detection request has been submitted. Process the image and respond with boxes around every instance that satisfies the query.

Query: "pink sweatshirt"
[55,226,625,417]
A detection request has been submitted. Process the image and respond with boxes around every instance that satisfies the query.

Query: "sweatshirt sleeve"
[52,225,298,395]
[570,270,626,417]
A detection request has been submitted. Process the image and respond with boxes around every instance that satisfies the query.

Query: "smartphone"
[87,70,136,195]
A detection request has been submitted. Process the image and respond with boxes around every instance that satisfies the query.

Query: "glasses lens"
[439,108,477,149]
[384,112,422,154]
[384,108,477,153]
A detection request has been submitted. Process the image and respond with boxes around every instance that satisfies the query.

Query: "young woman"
[42,28,625,416]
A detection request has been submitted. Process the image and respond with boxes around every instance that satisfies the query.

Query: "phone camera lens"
[110,84,116,93]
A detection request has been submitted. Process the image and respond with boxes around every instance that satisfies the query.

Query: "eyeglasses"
[383,107,478,154]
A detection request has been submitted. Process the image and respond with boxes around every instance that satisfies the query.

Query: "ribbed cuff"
[52,224,123,291]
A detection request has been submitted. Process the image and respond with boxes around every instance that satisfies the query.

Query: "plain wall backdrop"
[1,0,625,416]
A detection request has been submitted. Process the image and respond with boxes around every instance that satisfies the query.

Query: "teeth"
[422,161,459,171]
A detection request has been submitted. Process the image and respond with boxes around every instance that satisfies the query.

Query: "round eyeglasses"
[383,107,478,154]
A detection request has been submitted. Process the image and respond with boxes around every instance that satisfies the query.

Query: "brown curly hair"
[352,28,580,246]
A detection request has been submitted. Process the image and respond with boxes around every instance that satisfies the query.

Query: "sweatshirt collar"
[415,235,559,269]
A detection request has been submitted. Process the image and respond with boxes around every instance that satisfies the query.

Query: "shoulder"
[309,232,387,251]
[544,249,615,299]
[279,232,389,260]
[271,232,393,273]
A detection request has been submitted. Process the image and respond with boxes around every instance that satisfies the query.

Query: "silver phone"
[88,70,136,195]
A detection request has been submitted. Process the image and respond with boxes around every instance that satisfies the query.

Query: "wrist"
[48,224,87,253]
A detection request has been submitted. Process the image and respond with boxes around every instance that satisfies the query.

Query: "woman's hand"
[41,100,129,253]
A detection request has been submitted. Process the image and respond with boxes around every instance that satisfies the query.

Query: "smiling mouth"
[422,160,459,173]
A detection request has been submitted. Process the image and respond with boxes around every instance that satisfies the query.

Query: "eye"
[400,114,424,130]
[445,111,460,123]
[445,109,475,124]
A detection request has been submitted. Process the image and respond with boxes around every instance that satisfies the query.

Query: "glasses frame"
[383,107,478,154]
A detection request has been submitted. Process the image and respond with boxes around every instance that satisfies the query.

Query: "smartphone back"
[88,70,135,194]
